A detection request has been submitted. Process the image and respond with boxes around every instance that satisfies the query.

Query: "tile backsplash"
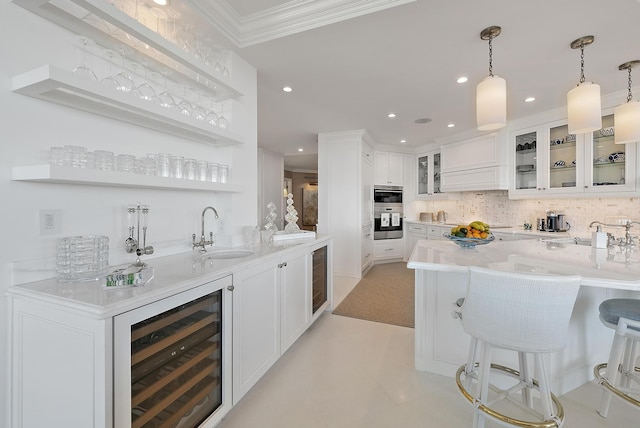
[410,191,639,237]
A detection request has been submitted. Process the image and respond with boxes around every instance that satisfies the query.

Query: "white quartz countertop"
[407,238,640,291]
[5,235,331,319]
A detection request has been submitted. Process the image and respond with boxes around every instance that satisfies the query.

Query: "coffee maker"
[545,210,570,232]
[546,210,558,232]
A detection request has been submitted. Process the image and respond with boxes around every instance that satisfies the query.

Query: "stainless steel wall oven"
[373,185,403,240]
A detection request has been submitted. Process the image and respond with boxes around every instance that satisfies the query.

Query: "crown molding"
[187,0,415,47]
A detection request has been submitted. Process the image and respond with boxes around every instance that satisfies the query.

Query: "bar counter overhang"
[407,238,640,395]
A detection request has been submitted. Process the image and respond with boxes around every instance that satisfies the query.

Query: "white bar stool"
[455,267,581,428]
[594,298,640,416]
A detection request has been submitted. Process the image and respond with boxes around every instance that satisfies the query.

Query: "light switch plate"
[40,209,61,235]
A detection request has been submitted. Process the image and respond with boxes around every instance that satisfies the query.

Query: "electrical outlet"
[40,209,61,235]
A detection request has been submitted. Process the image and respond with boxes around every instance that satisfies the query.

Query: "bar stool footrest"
[594,363,640,408]
[456,363,564,428]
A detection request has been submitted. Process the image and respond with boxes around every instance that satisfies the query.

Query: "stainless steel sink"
[203,249,255,259]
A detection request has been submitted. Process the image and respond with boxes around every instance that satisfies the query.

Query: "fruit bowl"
[444,232,495,248]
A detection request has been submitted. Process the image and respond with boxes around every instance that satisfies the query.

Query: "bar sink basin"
[204,249,255,259]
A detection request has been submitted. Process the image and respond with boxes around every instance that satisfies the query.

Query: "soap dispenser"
[591,225,607,249]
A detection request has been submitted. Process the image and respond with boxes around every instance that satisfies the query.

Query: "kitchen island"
[407,237,640,395]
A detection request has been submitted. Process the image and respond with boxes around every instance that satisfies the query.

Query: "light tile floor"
[217,275,637,428]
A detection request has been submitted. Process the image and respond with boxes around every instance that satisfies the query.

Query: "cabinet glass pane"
[433,153,441,194]
[418,155,428,195]
[514,131,537,190]
[592,114,625,187]
[548,124,576,189]
[130,291,222,428]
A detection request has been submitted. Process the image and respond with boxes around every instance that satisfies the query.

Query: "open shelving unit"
[12,165,243,192]
[12,0,241,100]
[13,65,244,147]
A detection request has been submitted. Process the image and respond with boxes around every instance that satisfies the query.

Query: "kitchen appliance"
[436,210,447,223]
[373,185,403,240]
[557,214,571,232]
[546,210,558,232]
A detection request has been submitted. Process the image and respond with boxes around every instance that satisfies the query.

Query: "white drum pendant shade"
[567,81,602,134]
[614,101,640,144]
[476,75,506,131]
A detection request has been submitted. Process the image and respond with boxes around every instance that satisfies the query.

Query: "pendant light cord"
[627,66,633,103]
[579,45,586,84]
[488,36,494,77]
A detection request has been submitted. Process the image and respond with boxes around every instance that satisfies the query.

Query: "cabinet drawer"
[374,240,403,259]
[407,223,427,234]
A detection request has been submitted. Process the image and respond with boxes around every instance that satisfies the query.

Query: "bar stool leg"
[535,353,553,420]
[621,338,637,389]
[598,330,627,417]
[473,343,493,428]
[464,337,478,390]
[519,352,533,408]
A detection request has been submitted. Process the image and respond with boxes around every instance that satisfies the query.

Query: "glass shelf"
[549,141,576,151]
[11,165,242,192]
[12,65,244,147]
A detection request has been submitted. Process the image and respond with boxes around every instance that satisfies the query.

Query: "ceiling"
[190,0,640,170]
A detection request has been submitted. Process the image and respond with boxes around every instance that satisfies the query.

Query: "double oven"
[373,185,403,240]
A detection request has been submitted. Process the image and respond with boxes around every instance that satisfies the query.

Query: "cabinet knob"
[227,285,235,291]
[584,185,588,188]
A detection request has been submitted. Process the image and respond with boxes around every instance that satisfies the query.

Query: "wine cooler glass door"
[114,276,232,428]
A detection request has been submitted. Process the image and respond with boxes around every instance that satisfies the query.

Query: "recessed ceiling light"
[283,86,293,92]
[524,97,536,103]
[447,123,455,128]
[457,76,468,84]
[414,118,432,124]
[298,148,303,152]
[400,139,407,143]
[153,0,168,5]
[387,113,396,118]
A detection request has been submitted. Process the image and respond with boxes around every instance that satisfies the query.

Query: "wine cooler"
[114,277,232,428]
[311,245,328,315]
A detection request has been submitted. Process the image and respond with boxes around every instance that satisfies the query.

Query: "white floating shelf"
[13,65,245,147]
[12,0,242,100]
[12,165,242,193]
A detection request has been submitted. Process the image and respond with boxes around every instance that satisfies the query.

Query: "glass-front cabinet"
[417,151,442,198]
[510,113,636,198]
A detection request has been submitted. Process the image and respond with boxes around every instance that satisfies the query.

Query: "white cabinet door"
[374,151,404,185]
[280,251,310,354]
[232,258,281,404]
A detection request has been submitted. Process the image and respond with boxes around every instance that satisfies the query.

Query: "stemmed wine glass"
[177,84,193,117]
[114,45,134,93]
[132,60,157,102]
[192,93,207,121]
[100,49,120,90]
[217,103,229,129]
[153,69,178,110]
[72,36,98,81]
[205,102,218,127]
[148,6,167,38]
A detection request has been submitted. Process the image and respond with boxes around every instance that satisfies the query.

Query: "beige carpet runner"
[333,262,415,328]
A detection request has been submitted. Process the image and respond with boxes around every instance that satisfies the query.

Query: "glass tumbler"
[94,150,115,171]
[209,162,219,183]
[170,155,184,179]
[140,154,156,176]
[196,160,209,181]
[49,147,66,166]
[116,154,136,172]
[56,235,109,282]
[156,153,171,177]
[64,145,88,168]
[183,158,197,180]
[218,164,229,183]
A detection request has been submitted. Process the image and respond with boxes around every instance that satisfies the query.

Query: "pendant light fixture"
[567,36,601,134]
[614,60,640,144]
[476,26,506,131]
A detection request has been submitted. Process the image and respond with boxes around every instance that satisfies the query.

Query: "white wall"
[0,2,257,423]
[257,147,285,229]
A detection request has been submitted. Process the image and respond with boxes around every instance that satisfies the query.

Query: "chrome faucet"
[589,220,640,247]
[193,206,219,253]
